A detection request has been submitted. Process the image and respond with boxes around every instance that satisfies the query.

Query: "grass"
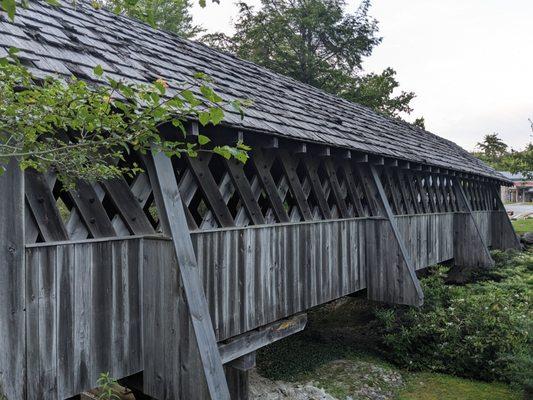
[257,334,523,400]
[511,218,533,234]
[399,373,521,400]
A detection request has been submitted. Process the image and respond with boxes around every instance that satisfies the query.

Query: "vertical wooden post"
[0,159,26,399]
[452,178,494,268]
[143,151,230,400]
[224,353,255,400]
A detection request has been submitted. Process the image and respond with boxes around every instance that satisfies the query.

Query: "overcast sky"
[191,0,533,151]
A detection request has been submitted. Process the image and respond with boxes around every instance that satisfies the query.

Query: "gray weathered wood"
[452,178,494,268]
[368,165,424,306]
[218,314,307,364]
[145,151,230,400]
[0,159,26,400]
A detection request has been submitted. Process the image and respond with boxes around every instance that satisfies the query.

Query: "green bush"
[374,250,532,390]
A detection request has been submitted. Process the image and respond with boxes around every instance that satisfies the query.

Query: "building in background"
[500,172,533,203]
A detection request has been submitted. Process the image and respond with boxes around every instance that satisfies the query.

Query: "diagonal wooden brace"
[143,151,230,400]
[364,165,424,306]
[452,178,494,269]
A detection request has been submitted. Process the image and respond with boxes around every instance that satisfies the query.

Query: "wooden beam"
[279,151,313,220]
[188,121,200,136]
[368,165,424,306]
[218,314,307,364]
[227,353,256,371]
[489,184,521,250]
[317,146,331,157]
[304,158,332,220]
[188,154,235,228]
[399,161,410,169]
[263,137,279,149]
[251,149,290,223]
[224,366,249,400]
[0,159,26,400]
[144,151,231,400]
[370,155,384,165]
[102,178,155,235]
[452,177,494,268]
[25,169,69,242]
[353,153,369,163]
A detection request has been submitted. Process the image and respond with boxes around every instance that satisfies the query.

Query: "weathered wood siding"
[395,213,455,270]
[192,217,373,341]
[25,238,143,399]
[22,211,512,398]
[472,211,493,247]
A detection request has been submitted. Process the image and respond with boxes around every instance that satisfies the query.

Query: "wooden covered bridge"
[0,2,520,399]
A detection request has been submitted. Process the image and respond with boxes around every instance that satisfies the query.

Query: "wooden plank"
[225,159,265,225]
[384,169,403,214]
[323,159,350,218]
[227,353,256,371]
[218,314,307,364]
[251,149,290,223]
[224,366,249,400]
[303,158,332,220]
[69,181,116,238]
[0,159,26,400]
[188,154,235,228]
[341,161,366,217]
[489,185,521,250]
[368,165,424,306]
[102,178,155,235]
[396,170,414,214]
[404,172,422,214]
[453,178,494,267]
[145,151,231,399]
[25,169,69,242]
[278,151,313,220]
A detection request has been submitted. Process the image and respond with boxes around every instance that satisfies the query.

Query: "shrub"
[374,250,532,390]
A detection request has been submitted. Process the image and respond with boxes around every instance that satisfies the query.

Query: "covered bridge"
[0,1,520,399]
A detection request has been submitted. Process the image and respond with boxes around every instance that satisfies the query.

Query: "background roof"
[0,0,507,181]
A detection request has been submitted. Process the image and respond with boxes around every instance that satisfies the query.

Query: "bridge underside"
[0,132,519,400]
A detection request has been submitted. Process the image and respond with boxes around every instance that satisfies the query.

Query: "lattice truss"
[24,147,501,244]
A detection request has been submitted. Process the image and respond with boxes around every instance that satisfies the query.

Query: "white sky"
[191,0,533,151]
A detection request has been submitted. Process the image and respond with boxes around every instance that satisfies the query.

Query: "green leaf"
[198,134,210,145]
[209,107,224,125]
[2,0,16,20]
[93,64,104,77]
[213,146,231,159]
[199,0,206,8]
[198,111,210,126]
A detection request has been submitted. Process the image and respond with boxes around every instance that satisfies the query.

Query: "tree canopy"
[104,0,202,37]
[203,0,422,123]
[473,131,533,179]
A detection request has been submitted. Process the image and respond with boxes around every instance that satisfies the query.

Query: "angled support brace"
[366,165,424,306]
[489,185,521,250]
[143,151,230,400]
[452,178,494,268]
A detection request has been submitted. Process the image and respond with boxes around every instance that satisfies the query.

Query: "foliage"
[473,131,533,179]
[342,67,416,117]
[476,133,509,161]
[0,50,249,187]
[203,0,421,121]
[96,372,121,400]
[102,0,203,37]
[374,250,532,391]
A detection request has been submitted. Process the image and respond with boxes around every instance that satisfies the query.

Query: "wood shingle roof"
[0,0,507,181]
